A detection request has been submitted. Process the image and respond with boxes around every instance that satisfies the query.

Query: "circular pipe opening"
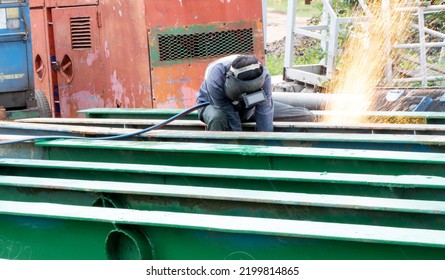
[105,227,154,260]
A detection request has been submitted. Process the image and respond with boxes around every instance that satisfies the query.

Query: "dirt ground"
[265,9,318,59]
[266,9,309,43]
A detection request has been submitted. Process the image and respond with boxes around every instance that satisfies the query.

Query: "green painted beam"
[2,175,445,215]
[314,111,445,125]
[77,108,199,120]
[1,158,445,200]
[1,173,445,231]
[3,121,445,153]
[17,117,445,134]
[77,108,445,124]
[1,200,445,259]
[36,139,445,176]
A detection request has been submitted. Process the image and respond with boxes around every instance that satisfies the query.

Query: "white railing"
[283,0,445,87]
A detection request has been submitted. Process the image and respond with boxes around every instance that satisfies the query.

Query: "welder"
[196,55,314,131]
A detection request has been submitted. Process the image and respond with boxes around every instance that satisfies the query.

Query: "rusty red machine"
[29,0,265,117]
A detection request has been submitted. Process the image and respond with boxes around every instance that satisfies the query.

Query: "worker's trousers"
[198,101,315,131]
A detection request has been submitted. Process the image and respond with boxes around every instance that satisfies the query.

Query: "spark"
[324,0,414,123]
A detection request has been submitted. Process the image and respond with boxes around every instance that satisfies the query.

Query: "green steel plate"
[2,200,445,259]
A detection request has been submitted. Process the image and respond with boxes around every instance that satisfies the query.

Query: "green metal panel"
[0,142,47,159]
[1,200,445,260]
[0,216,112,260]
[6,108,40,120]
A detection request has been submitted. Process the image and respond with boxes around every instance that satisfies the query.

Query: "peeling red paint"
[110,70,125,107]
[104,40,110,59]
[86,50,99,66]
[180,84,199,109]
[61,90,104,117]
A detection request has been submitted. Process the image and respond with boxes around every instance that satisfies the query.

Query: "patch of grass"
[266,47,325,76]
[294,46,325,65]
[266,54,285,76]
[268,0,322,18]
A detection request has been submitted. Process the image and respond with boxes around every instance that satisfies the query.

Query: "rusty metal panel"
[52,6,103,117]
[31,0,265,115]
[148,20,264,108]
[29,0,45,8]
[149,60,208,109]
[40,0,98,8]
[38,0,153,117]
[98,0,153,109]
[30,8,54,116]
[145,0,263,27]
[145,0,264,109]
[55,0,98,7]
[43,0,57,7]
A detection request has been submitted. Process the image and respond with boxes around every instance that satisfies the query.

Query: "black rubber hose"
[0,102,210,145]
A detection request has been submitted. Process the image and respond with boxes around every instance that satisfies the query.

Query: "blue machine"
[0,0,50,119]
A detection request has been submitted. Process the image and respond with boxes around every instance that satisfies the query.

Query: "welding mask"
[224,63,266,107]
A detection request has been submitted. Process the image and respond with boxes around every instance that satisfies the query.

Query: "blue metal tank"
[0,0,49,118]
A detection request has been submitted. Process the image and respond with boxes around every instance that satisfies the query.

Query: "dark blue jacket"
[196,56,274,132]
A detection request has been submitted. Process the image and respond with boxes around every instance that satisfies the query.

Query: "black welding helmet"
[224,62,267,106]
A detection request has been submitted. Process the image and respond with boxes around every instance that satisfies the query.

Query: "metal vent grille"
[158,28,254,61]
[70,17,92,50]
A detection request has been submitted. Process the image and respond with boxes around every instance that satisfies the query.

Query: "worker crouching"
[197,55,314,132]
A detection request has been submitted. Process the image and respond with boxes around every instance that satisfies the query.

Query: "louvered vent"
[158,28,254,61]
[70,16,92,50]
